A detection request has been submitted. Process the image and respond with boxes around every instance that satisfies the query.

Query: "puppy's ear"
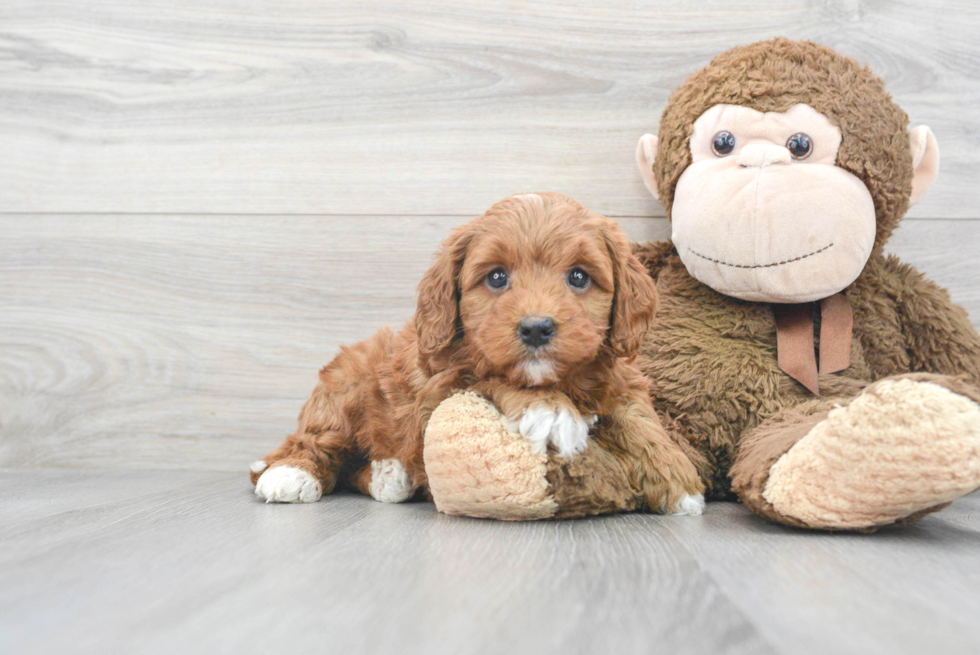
[601,220,658,357]
[415,225,471,373]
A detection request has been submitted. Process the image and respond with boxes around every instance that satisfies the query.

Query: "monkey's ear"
[909,125,940,206]
[415,227,470,373]
[635,134,660,201]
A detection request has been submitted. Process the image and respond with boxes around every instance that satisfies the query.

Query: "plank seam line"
[0,213,969,221]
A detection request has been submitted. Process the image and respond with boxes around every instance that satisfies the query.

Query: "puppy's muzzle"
[518,316,555,348]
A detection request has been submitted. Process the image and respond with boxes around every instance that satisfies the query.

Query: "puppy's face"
[415,193,658,386]
[457,199,615,386]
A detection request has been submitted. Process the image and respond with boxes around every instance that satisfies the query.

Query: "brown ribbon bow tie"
[771,293,853,396]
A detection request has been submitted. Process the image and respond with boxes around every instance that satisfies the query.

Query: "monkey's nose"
[518,316,556,347]
[737,144,792,168]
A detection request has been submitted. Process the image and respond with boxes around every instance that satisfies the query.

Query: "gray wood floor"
[4,2,980,653]
[2,469,979,655]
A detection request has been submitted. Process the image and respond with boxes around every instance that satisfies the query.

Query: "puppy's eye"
[711,131,736,157]
[486,267,509,290]
[786,132,812,160]
[567,267,590,290]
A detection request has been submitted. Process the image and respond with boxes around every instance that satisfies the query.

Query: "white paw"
[369,458,414,503]
[513,406,592,458]
[671,493,705,516]
[250,460,268,474]
[254,465,322,503]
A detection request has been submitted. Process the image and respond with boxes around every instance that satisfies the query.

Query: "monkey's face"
[670,104,876,303]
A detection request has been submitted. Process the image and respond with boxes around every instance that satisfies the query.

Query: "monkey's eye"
[567,267,590,290]
[786,133,812,160]
[711,131,736,157]
[486,267,509,290]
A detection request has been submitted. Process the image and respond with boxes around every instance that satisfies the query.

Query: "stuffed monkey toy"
[424,38,980,530]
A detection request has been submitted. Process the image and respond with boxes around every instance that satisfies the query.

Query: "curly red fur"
[252,192,701,510]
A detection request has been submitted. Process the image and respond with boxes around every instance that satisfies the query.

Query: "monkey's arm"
[877,254,980,384]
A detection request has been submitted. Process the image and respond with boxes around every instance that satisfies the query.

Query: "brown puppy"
[250,192,704,514]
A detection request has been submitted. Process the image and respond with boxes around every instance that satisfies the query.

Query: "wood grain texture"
[663,496,980,655]
[1,469,978,655]
[0,469,773,655]
[0,470,980,655]
[4,5,980,651]
[1,0,978,217]
[1,214,978,471]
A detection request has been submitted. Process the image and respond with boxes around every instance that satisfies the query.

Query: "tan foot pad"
[764,379,980,529]
[424,392,558,520]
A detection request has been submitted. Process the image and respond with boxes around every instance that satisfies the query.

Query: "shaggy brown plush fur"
[251,193,703,512]
[545,443,640,518]
[630,244,980,526]
[653,37,913,250]
[630,39,980,529]
[485,39,980,531]
[415,39,979,530]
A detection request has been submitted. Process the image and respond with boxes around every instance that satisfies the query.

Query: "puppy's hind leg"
[252,429,348,503]
[252,329,395,503]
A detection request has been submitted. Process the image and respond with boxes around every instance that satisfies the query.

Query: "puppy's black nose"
[518,316,556,347]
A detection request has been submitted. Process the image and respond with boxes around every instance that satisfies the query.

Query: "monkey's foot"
[424,392,558,520]
[764,378,980,530]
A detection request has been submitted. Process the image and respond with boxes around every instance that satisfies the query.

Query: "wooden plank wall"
[2,0,979,471]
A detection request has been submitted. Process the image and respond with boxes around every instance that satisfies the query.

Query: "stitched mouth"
[687,243,833,269]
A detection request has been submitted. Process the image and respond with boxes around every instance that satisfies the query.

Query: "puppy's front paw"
[550,409,594,457]
[514,406,592,458]
[254,465,322,503]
